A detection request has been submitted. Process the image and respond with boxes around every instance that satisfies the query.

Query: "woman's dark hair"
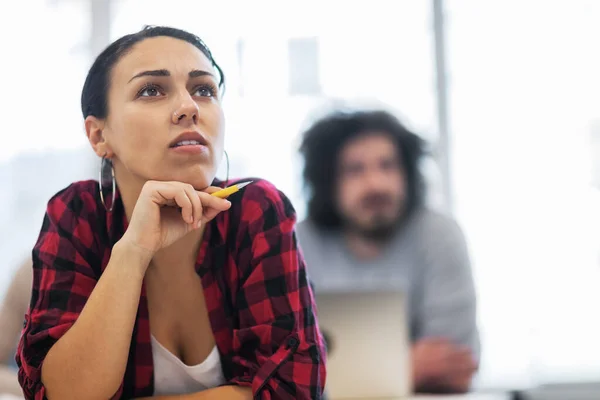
[81,26,225,119]
[299,110,427,230]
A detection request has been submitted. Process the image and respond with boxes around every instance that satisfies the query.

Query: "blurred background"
[0,0,599,393]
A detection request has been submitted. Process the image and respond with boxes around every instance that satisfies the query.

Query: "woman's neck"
[113,165,145,224]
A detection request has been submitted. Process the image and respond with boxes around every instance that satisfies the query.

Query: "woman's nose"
[172,95,199,125]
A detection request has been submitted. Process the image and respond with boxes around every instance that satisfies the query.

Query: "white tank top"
[151,335,226,395]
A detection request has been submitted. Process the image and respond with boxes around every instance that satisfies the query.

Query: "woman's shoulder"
[44,179,103,224]
[35,180,107,276]
[48,179,99,204]
[223,178,296,234]
[228,178,294,214]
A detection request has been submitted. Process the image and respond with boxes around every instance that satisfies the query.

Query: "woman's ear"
[85,116,113,157]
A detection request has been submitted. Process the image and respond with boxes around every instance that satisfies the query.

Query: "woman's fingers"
[182,184,203,228]
[197,191,231,222]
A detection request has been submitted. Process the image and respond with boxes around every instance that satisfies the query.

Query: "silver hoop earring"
[223,149,230,184]
[99,155,116,212]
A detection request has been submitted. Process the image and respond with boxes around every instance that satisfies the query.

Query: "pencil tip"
[237,181,253,189]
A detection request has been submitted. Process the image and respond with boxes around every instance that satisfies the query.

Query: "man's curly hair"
[299,110,427,230]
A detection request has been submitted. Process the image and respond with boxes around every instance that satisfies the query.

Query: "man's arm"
[414,214,479,392]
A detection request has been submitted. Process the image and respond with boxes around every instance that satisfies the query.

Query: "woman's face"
[89,36,224,190]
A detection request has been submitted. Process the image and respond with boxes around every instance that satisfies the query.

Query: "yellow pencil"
[211,181,253,199]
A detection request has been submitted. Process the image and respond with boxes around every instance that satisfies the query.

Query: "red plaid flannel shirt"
[16,178,326,399]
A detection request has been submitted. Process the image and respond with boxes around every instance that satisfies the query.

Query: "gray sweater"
[296,208,480,359]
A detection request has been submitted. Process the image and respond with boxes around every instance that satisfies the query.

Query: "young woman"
[17,26,325,400]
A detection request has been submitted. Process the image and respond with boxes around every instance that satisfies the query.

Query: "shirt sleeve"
[415,214,480,361]
[226,181,327,399]
[16,185,101,400]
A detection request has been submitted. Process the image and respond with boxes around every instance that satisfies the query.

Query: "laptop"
[315,290,411,399]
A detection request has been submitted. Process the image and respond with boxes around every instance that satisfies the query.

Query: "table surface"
[0,395,22,400]
[0,391,510,400]
[335,393,510,400]
[412,394,510,400]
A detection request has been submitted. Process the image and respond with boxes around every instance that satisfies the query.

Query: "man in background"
[296,110,479,393]
[0,259,31,398]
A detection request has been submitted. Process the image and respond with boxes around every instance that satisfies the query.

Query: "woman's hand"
[120,181,231,261]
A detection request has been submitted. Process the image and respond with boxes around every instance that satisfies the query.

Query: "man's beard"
[343,212,402,243]
[344,193,403,242]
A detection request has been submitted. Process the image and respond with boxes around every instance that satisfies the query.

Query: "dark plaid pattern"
[16,178,326,399]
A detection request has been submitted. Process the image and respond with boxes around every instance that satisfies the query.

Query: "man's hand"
[412,338,477,393]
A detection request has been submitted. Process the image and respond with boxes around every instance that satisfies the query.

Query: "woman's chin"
[141,165,217,190]
[178,172,215,190]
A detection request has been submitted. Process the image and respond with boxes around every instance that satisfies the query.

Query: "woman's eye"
[193,85,216,97]
[138,85,162,97]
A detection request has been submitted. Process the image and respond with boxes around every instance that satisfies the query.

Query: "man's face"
[336,133,406,239]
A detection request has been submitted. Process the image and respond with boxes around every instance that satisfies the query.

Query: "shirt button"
[287,337,299,349]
